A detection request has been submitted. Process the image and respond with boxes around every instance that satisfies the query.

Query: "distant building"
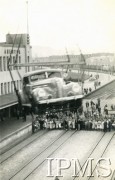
[32,53,115,74]
[33,53,114,65]
[86,54,115,66]
[33,54,82,64]
[0,33,32,96]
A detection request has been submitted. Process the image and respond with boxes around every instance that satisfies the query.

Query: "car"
[19,69,83,106]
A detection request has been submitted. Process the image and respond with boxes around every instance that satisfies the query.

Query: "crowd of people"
[32,102,115,133]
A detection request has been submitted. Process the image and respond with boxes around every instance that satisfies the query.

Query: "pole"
[26,0,29,35]
[26,0,29,72]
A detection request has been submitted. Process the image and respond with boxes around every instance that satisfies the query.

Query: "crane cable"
[7,34,22,106]
[14,34,22,80]
[65,47,70,73]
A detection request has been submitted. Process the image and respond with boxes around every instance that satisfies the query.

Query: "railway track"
[0,131,114,180]
[0,130,48,163]
[74,132,115,180]
[1,130,76,180]
[12,130,77,180]
[25,131,115,180]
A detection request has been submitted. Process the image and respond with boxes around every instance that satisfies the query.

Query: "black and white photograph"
[0,0,115,179]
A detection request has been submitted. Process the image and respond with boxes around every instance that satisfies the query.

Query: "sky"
[0,0,115,54]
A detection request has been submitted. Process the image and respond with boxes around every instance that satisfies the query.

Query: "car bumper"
[38,94,83,104]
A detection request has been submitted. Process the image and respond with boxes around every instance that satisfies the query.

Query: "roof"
[0,93,18,110]
[84,80,115,100]
[23,69,62,77]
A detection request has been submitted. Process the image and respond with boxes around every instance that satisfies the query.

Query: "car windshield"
[30,73,46,82]
[23,77,30,85]
[47,72,61,78]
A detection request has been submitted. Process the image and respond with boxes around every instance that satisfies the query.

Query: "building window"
[6,56,9,71]
[13,50,16,54]
[11,81,13,93]
[4,83,7,94]
[19,56,21,63]
[14,81,16,88]
[0,57,2,71]
[19,56,21,69]
[13,56,16,70]
[28,56,29,63]
[27,34,30,44]
[1,83,3,95]
[10,56,12,70]
[8,82,10,93]
[13,56,15,63]
[20,80,21,89]
[17,81,18,89]
[3,57,6,71]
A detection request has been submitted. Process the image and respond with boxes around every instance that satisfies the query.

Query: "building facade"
[33,54,81,64]
[0,33,32,96]
[0,34,32,120]
[34,53,114,64]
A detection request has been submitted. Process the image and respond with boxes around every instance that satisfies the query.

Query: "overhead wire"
[14,34,22,80]
[7,33,22,107]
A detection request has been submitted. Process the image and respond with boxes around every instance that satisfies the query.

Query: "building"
[0,33,32,96]
[33,53,114,64]
[0,33,32,118]
[33,54,81,64]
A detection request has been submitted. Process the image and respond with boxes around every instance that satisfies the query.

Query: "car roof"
[23,69,62,77]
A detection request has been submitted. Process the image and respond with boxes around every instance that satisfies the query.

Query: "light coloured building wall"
[34,53,114,65]
[34,55,81,63]
[0,34,32,96]
[86,55,115,66]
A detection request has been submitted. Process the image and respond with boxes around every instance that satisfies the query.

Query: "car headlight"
[38,89,46,97]
[72,84,80,93]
